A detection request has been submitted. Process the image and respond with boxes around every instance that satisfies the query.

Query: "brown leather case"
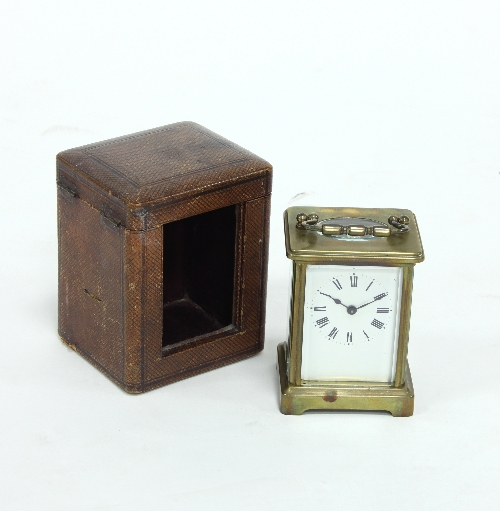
[57,122,272,393]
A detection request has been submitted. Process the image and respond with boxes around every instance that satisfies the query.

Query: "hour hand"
[319,292,347,307]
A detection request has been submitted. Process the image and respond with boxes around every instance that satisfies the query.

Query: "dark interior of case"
[162,205,236,351]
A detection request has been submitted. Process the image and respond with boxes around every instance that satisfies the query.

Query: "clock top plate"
[284,206,424,265]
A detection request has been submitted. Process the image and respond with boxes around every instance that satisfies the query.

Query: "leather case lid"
[56,121,272,207]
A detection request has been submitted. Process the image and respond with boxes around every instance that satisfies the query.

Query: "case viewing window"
[57,121,272,392]
[162,205,237,351]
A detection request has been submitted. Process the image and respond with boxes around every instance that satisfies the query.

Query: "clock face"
[301,265,403,383]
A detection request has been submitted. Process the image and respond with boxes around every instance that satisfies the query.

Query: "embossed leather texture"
[57,122,272,393]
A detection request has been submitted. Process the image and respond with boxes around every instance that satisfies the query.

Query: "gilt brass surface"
[285,206,424,264]
[277,342,414,416]
[280,206,424,416]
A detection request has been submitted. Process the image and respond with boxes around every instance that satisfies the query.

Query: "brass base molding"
[277,342,414,417]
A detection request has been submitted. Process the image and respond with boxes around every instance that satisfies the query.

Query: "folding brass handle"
[296,213,410,238]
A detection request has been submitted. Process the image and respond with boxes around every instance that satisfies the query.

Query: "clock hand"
[319,292,348,308]
[319,292,359,315]
[356,293,388,310]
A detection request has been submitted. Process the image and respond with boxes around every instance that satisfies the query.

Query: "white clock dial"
[301,265,403,383]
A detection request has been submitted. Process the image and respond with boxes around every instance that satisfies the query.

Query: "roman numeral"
[371,318,384,329]
[377,308,390,313]
[350,275,358,287]
[328,327,338,339]
[363,330,370,341]
[346,331,353,343]
[316,317,329,328]
[314,306,326,311]
[332,278,342,290]
[374,293,387,301]
[366,280,374,291]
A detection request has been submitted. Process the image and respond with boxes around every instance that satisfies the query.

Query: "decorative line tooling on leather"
[82,124,249,188]
[57,121,272,392]
[142,197,269,387]
[57,122,272,205]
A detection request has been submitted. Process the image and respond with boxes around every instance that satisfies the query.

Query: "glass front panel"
[301,265,403,383]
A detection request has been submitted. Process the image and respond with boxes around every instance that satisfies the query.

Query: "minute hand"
[356,293,388,310]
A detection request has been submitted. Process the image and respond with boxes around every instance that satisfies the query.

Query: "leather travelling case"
[57,121,272,393]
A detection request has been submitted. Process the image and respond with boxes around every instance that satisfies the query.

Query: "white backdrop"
[1,1,499,509]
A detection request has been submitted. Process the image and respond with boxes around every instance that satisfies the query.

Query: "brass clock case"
[278,206,424,416]
[278,343,415,417]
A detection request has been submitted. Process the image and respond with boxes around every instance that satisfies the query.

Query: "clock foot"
[277,342,414,416]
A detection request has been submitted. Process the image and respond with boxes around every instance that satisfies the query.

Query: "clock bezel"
[287,259,414,389]
[300,263,405,383]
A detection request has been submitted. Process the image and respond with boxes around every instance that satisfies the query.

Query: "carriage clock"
[278,207,424,416]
